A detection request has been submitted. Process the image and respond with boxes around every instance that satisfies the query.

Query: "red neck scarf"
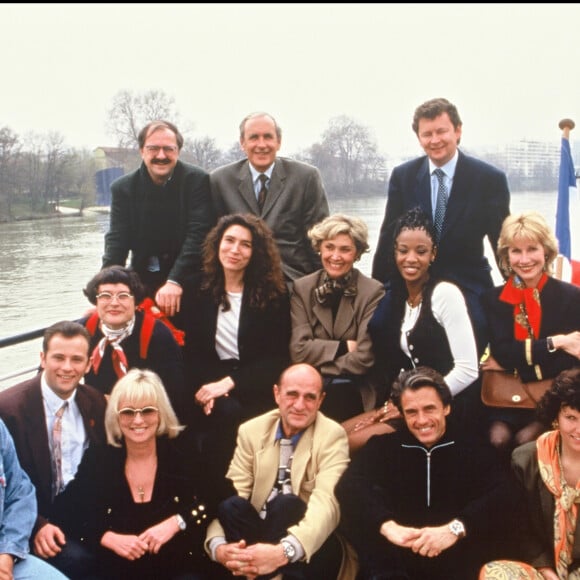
[499,273,548,340]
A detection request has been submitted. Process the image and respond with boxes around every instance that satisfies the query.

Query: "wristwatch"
[281,540,296,562]
[547,336,557,353]
[175,514,187,531]
[448,519,466,538]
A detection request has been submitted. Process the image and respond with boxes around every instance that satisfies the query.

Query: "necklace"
[407,294,423,308]
[137,485,145,503]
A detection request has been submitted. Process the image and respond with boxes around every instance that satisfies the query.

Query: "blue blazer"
[372,150,510,296]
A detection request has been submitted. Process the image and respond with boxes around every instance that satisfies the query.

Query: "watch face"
[450,520,465,536]
[283,541,296,559]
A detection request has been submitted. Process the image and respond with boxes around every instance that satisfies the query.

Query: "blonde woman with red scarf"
[480,211,580,456]
[480,367,580,580]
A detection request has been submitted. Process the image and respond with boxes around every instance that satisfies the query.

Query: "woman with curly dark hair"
[480,367,580,580]
[182,213,290,465]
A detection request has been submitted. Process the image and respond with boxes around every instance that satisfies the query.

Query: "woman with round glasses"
[52,368,232,579]
[80,266,187,420]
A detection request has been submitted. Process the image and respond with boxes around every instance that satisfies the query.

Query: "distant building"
[93,147,140,207]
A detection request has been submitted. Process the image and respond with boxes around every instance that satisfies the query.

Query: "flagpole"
[559,118,575,140]
[556,118,575,279]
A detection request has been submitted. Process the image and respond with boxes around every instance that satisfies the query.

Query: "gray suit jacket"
[210,157,329,281]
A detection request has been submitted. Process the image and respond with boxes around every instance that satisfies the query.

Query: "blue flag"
[555,136,576,260]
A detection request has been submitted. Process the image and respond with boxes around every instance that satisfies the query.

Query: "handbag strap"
[519,380,541,405]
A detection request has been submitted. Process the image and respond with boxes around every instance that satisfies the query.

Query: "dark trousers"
[218,494,342,580]
[47,537,98,579]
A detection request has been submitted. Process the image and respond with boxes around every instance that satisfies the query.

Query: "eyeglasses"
[144,145,178,155]
[95,292,134,303]
[118,406,159,419]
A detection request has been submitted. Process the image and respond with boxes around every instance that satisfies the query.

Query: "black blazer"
[0,374,106,530]
[182,287,291,418]
[372,150,510,295]
[103,160,215,287]
[482,276,580,382]
[53,433,234,579]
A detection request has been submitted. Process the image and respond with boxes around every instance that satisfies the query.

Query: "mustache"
[152,159,171,165]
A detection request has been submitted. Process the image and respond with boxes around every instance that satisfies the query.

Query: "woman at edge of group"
[480,211,580,454]
[480,367,580,580]
[182,213,290,462]
[53,368,231,579]
[289,213,385,423]
[368,206,479,429]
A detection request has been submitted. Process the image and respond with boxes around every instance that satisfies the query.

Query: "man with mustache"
[102,120,215,319]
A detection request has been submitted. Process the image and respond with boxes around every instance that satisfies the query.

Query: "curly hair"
[392,206,437,247]
[537,367,580,425]
[201,213,286,310]
[83,266,146,306]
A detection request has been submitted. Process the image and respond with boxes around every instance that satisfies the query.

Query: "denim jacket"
[0,419,37,559]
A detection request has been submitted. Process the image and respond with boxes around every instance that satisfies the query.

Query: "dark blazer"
[210,157,329,281]
[182,287,291,419]
[482,276,580,382]
[103,160,215,287]
[0,374,106,531]
[371,151,510,355]
[372,150,510,292]
[54,434,234,579]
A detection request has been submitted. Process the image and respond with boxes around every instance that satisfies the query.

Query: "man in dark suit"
[210,111,330,283]
[102,120,215,318]
[0,320,107,579]
[372,98,510,355]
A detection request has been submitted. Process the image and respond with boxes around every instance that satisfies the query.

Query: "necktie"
[277,438,294,495]
[257,174,268,212]
[51,401,68,498]
[433,168,448,241]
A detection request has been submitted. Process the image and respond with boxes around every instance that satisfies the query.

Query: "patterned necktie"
[51,401,68,498]
[257,174,268,212]
[277,438,294,495]
[433,168,448,241]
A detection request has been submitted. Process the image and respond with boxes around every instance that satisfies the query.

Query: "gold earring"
[552,420,559,430]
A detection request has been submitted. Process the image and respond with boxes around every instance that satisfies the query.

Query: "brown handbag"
[481,370,552,409]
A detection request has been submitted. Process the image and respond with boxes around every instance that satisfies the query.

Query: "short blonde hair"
[497,211,559,277]
[308,214,369,260]
[105,368,184,447]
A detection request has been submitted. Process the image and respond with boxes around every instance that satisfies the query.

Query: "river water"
[1,191,578,385]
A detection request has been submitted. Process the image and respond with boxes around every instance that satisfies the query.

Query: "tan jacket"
[205,409,356,576]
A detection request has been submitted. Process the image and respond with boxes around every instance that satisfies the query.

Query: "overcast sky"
[3,3,580,158]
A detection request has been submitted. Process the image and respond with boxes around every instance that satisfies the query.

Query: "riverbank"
[0,205,109,223]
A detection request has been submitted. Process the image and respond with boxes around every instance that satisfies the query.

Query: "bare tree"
[105,89,186,148]
[0,126,21,220]
[183,135,223,171]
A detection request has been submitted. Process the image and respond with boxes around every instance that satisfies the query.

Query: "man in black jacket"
[336,367,515,580]
[102,120,215,318]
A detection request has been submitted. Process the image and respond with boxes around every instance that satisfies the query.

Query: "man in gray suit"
[210,112,330,283]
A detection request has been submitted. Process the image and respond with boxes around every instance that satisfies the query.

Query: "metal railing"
[0,327,46,384]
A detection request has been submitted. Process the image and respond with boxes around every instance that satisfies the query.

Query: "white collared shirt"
[41,374,88,490]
